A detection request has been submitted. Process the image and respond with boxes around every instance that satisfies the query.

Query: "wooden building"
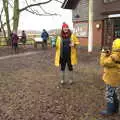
[62,0,120,49]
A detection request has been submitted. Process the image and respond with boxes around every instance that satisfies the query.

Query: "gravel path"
[0,47,119,120]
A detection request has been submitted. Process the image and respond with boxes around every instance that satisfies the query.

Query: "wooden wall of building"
[102,0,120,14]
[73,0,89,21]
[72,0,104,21]
[72,0,120,48]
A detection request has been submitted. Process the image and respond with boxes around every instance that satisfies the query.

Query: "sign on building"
[74,23,88,37]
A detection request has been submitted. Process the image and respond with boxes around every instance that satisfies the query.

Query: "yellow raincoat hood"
[112,38,120,51]
[100,38,120,87]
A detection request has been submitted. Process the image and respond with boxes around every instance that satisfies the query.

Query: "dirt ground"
[0,45,119,120]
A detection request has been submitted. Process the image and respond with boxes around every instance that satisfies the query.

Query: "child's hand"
[69,43,74,47]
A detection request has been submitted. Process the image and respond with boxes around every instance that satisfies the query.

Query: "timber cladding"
[73,0,88,21]
[72,0,120,21]
[73,0,103,21]
[102,0,120,15]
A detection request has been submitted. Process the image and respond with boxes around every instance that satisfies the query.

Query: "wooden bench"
[34,37,43,48]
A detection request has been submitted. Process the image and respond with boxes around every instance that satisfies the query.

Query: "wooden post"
[88,0,93,52]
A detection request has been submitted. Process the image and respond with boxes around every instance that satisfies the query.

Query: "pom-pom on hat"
[62,23,69,29]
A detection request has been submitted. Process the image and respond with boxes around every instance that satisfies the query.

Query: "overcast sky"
[18,0,73,31]
[0,0,73,31]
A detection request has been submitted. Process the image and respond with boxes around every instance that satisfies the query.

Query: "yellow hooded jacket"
[100,39,120,87]
[55,34,80,67]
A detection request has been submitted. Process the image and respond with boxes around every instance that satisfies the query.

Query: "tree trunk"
[0,15,7,41]
[2,0,11,45]
[13,0,19,32]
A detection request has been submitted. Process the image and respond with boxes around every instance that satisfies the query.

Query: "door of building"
[103,17,120,49]
[103,18,114,49]
[113,18,120,39]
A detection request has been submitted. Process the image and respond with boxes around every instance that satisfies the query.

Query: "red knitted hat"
[62,23,69,29]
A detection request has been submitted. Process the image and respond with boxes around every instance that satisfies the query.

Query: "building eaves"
[61,0,80,9]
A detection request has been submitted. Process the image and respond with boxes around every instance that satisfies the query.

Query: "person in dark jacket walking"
[11,31,19,53]
[41,29,49,49]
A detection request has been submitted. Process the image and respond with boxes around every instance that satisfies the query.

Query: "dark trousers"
[42,40,47,48]
[60,57,73,71]
[12,43,18,53]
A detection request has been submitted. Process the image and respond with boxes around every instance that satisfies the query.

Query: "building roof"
[61,0,80,9]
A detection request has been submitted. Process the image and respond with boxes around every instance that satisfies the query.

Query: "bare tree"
[24,0,59,16]
[13,0,60,32]
[2,0,11,44]
[1,0,63,44]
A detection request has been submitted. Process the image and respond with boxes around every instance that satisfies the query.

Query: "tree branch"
[26,9,58,16]
[24,0,60,16]
[39,5,60,15]
[19,0,53,12]
[54,0,63,4]
[8,0,14,8]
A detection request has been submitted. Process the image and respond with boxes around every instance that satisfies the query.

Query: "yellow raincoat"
[55,34,80,67]
[100,38,120,87]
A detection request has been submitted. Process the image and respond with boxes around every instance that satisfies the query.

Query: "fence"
[0,36,35,46]
[0,35,57,47]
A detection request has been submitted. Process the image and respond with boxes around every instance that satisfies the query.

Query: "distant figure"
[11,31,19,53]
[51,32,57,48]
[41,29,49,49]
[20,30,27,47]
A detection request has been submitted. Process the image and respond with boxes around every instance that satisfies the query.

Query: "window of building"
[104,0,117,3]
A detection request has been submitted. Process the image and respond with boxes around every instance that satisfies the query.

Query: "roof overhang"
[61,0,80,9]
[108,14,120,18]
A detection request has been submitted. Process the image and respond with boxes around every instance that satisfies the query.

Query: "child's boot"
[100,102,116,115]
[114,93,119,113]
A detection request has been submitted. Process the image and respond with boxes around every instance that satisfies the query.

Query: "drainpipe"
[88,0,93,52]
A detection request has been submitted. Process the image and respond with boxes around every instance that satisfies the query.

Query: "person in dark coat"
[10,32,13,48]
[11,32,19,53]
[41,29,49,49]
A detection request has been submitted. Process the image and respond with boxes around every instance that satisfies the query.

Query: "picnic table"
[34,37,43,48]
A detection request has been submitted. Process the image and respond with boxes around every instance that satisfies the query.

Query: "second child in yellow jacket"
[100,38,120,115]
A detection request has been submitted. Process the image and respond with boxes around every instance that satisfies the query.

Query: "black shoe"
[114,98,119,113]
[113,93,119,113]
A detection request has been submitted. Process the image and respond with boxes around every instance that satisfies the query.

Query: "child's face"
[63,27,69,33]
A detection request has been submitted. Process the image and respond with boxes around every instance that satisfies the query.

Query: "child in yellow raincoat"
[100,38,120,115]
[55,23,79,85]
